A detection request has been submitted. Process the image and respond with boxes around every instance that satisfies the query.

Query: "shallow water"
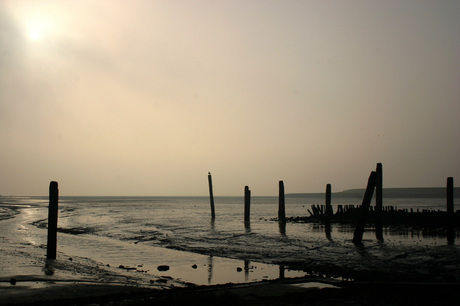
[0,196,456,284]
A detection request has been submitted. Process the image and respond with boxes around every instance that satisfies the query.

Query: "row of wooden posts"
[207,163,456,245]
[45,163,455,259]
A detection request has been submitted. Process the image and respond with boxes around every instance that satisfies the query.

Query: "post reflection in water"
[325,224,332,241]
[244,260,250,282]
[207,255,213,285]
[279,221,286,236]
[279,265,285,279]
[244,222,251,233]
[210,218,215,233]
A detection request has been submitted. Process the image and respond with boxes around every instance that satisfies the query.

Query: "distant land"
[287,187,460,199]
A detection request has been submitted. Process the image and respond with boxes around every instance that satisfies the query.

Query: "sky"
[1,0,459,196]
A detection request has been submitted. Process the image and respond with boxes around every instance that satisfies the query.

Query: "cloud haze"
[1,1,459,196]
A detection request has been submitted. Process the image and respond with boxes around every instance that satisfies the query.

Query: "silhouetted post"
[447,177,455,244]
[244,186,251,226]
[208,172,215,219]
[325,184,332,239]
[325,184,332,225]
[278,180,286,223]
[353,171,377,244]
[47,181,59,260]
[375,163,384,241]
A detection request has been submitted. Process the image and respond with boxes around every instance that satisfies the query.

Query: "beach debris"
[9,278,16,285]
[157,265,170,271]
[236,267,242,272]
[192,264,198,269]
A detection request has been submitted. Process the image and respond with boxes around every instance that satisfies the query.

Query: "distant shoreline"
[287,187,460,199]
[1,187,458,198]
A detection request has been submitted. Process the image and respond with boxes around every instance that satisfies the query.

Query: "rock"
[236,267,242,272]
[192,264,198,269]
[10,278,16,285]
[157,265,170,271]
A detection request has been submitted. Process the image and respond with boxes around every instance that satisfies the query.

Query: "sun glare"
[29,29,41,40]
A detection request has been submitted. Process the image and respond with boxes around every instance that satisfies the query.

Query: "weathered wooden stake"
[325,184,332,225]
[353,171,377,244]
[447,177,455,244]
[208,172,215,219]
[375,163,384,241]
[325,184,332,239]
[278,180,286,223]
[244,186,251,226]
[47,181,59,260]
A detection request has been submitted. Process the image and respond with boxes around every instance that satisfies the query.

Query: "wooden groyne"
[289,204,460,228]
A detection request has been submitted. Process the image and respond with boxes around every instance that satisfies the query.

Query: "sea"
[0,195,453,285]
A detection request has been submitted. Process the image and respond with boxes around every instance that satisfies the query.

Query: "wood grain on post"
[353,171,377,244]
[47,181,59,260]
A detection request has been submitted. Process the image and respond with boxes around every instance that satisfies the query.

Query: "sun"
[29,28,41,40]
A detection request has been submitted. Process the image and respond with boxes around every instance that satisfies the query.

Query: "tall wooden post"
[325,184,332,225]
[447,177,455,245]
[353,171,377,244]
[244,186,251,226]
[325,184,332,239]
[47,181,59,259]
[278,180,286,223]
[208,172,215,219]
[375,163,384,241]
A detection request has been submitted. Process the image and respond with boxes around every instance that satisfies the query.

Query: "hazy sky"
[1,1,459,196]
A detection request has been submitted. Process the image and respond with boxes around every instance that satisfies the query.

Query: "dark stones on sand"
[236,267,242,272]
[157,265,170,271]
[10,278,16,285]
[192,264,198,269]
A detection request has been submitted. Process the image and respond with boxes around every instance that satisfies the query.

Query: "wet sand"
[1,203,460,305]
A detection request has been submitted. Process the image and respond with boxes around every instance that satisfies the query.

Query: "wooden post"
[325,184,332,224]
[325,184,332,239]
[375,163,384,241]
[447,177,455,245]
[208,172,215,219]
[47,181,59,259]
[353,171,377,244]
[278,180,286,223]
[244,186,251,226]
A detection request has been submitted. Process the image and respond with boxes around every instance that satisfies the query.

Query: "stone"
[157,265,170,271]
